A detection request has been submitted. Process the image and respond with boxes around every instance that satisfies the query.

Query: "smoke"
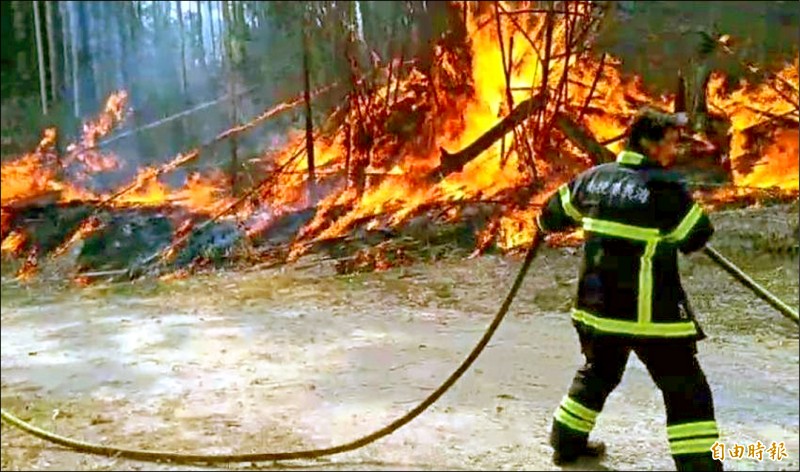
[58,1,239,192]
[6,1,424,201]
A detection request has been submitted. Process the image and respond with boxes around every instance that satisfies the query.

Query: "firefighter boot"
[673,452,724,471]
[550,422,607,465]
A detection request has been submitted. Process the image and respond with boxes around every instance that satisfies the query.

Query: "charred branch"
[433,92,618,180]
[434,95,545,178]
[302,19,316,202]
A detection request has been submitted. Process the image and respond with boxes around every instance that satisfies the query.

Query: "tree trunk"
[115,2,132,92]
[220,1,239,194]
[219,1,226,64]
[354,1,365,43]
[674,69,687,113]
[110,2,124,90]
[69,0,80,117]
[12,1,31,84]
[302,15,317,203]
[221,1,230,62]
[228,81,240,195]
[119,0,145,161]
[76,1,98,114]
[176,0,188,97]
[45,0,57,102]
[691,64,711,132]
[87,2,104,107]
[59,1,71,105]
[344,109,352,182]
[33,0,49,115]
[207,1,217,62]
[196,1,207,69]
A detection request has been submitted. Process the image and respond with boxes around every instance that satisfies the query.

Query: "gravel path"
[1,248,798,471]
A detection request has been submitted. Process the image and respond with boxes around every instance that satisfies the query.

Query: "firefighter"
[536,108,722,471]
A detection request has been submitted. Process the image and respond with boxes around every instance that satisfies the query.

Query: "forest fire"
[707,60,799,190]
[1,2,797,282]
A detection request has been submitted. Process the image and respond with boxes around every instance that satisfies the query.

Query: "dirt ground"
[1,207,799,471]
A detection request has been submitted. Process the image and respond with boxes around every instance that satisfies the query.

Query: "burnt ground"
[1,203,798,471]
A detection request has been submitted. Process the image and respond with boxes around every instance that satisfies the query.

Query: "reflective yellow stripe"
[582,218,661,325]
[560,396,599,422]
[554,408,594,433]
[616,150,645,165]
[536,214,548,232]
[667,421,719,440]
[670,437,720,455]
[558,184,583,222]
[572,309,698,337]
[664,203,704,243]
[557,171,704,337]
[582,218,660,242]
[638,240,657,324]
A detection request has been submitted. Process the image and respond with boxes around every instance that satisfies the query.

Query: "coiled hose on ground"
[0,234,544,465]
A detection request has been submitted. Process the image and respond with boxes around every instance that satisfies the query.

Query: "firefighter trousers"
[550,328,723,471]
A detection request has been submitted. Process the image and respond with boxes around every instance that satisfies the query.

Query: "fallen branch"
[94,151,200,211]
[433,93,619,178]
[600,131,628,146]
[433,95,545,178]
[94,86,259,150]
[576,53,607,124]
[742,106,799,125]
[497,8,591,18]
[93,86,342,212]
[215,83,340,142]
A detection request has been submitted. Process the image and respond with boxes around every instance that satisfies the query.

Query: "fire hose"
[702,245,799,325]
[1,235,798,464]
[0,234,544,464]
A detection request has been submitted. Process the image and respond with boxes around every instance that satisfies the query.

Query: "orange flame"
[1,230,26,256]
[1,2,798,274]
[708,60,799,190]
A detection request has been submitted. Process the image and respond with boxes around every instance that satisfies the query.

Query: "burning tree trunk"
[302,15,317,203]
[674,32,734,178]
[681,31,721,133]
[691,63,712,132]
[221,1,240,195]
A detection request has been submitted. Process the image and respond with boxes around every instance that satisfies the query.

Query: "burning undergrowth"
[1,1,798,283]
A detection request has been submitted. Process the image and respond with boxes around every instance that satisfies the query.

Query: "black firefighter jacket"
[537,150,714,339]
